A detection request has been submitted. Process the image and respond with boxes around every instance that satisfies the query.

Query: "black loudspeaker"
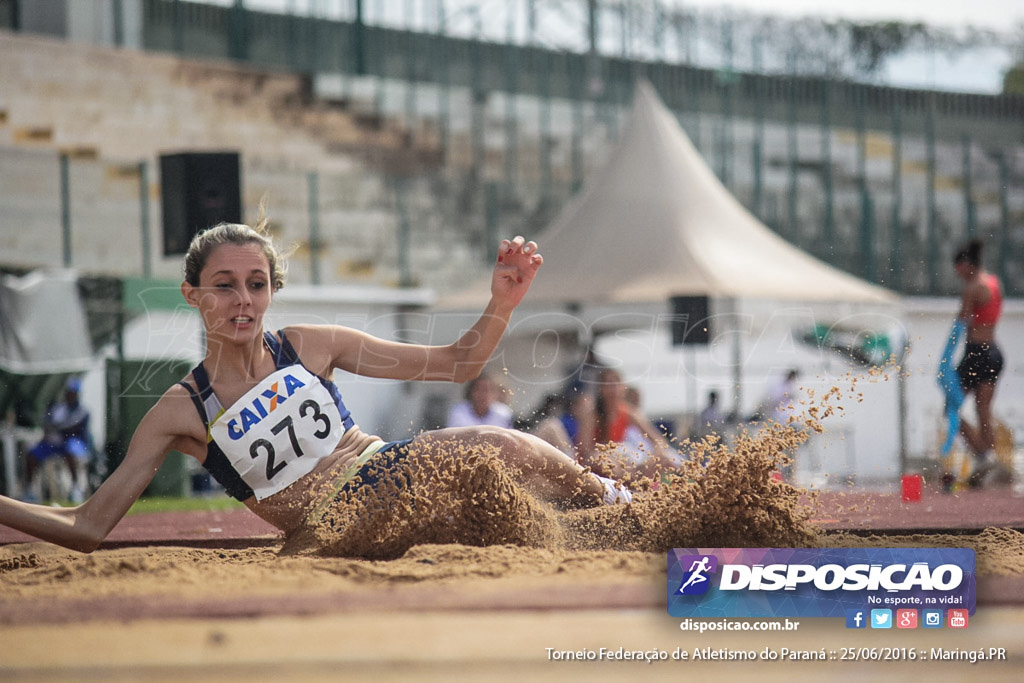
[160,152,242,255]
[670,295,710,346]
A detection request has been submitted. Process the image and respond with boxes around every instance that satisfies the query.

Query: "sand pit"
[1,528,1022,681]
[2,409,1022,680]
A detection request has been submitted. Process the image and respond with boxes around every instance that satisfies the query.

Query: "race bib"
[209,365,345,500]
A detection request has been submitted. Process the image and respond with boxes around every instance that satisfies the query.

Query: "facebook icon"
[845,609,867,629]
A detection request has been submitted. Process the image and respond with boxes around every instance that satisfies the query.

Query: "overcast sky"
[236,0,1022,92]
[680,0,1024,32]
[678,0,1022,92]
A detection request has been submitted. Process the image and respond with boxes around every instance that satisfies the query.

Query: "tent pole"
[898,360,908,475]
[731,297,743,419]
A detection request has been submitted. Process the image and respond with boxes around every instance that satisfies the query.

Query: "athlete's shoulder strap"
[264,329,301,369]
[182,363,223,429]
[177,380,208,430]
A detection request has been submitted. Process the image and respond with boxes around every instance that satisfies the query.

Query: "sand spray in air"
[291,372,890,560]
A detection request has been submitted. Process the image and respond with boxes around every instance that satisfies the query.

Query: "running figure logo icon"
[675,555,718,596]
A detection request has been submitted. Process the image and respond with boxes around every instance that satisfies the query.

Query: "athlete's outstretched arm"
[0,388,197,552]
[291,236,543,383]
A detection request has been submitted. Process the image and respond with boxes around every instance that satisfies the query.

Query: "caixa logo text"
[716,562,963,592]
[227,373,308,440]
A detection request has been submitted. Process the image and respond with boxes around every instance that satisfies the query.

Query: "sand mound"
[283,416,819,560]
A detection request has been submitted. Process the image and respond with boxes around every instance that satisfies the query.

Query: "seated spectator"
[759,368,800,425]
[693,390,727,440]
[26,377,92,502]
[591,369,678,479]
[446,373,513,429]
[532,389,595,460]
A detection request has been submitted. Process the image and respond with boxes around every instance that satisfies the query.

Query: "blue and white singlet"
[179,330,356,501]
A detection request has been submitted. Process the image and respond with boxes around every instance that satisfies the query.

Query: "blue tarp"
[937,319,966,457]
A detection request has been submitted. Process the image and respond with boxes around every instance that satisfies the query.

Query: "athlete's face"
[182,243,272,344]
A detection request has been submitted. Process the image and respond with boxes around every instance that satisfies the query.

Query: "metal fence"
[2,0,1022,295]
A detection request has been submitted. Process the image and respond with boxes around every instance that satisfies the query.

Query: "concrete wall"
[0,31,485,291]
[3,31,1022,298]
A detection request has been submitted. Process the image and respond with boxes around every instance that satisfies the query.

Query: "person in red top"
[587,368,676,479]
[953,238,1004,485]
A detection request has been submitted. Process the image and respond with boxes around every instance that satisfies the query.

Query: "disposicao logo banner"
[667,548,976,618]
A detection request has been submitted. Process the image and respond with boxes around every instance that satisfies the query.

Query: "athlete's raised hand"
[491,236,543,310]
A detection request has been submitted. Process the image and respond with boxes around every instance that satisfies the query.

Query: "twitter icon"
[870,609,892,629]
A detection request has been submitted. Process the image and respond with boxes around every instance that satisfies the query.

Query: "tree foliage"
[843,21,929,75]
[1004,62,1024,95]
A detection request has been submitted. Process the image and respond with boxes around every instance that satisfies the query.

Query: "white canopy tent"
[434,81,906,482]
[438,78,899,393]
[441,79,895,308]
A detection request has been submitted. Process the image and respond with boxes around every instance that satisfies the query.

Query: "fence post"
[504,32,518,191]
[60,153,72,267]
[354,0,365,75]
[139,161,151,279]
[172,0,183,53]
[112,0,124,47]
[395,178,412,288]
[540,50,553,202]
[820,79,834,256]
[860,190,876,283]
[308,171,321,286]
[925,94,937,293]
[998,151,1010,290]
[485,182,499,264]
[571,61,585,194]
[890,100,902,291]
[752,33,764,218]
[718,16,734,188]
[405,18,417,134]
[682,13,700,150]
[229,0,248,62]
[856,85,872,281]
[437,1,450,162]
[786,50,798,241]
[962,134,975,237]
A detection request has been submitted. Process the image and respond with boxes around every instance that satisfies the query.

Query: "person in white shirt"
[446,373,513,429]
[762,369,799,425]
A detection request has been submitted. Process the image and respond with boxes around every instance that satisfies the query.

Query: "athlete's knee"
[478,425,529,451]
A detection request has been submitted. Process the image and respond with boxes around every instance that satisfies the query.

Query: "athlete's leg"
[973,382,997,456]
[958,414,981,455]
[412,426,619,505]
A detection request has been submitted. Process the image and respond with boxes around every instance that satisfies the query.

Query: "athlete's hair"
[953,238,983,267]
[182,201,287,291]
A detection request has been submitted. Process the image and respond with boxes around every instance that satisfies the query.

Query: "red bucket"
[901,474,923,502]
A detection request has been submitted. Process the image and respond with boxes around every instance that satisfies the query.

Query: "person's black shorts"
[957,342,1003,391]
[343,438,414,493]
